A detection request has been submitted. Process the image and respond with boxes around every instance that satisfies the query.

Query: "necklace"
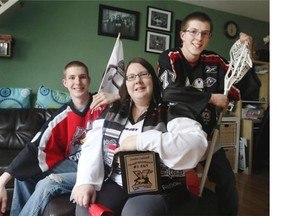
[132,105,148,123]
[139,108,148,116]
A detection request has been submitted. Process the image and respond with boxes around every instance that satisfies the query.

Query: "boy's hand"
[0,186,7,214]
[90,92,120,111]
[209,94,229,111]
[0,172,12,214]
[239,32,253,55]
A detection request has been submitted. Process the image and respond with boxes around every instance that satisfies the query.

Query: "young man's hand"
[0,172,12,214]
[209,94,229,111]
[0,186,7,214]
[90,92,120,111]
[239,32,253,55]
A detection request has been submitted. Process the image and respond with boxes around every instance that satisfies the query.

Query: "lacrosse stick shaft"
[199,40,251,196]
[199,111,224,196]
[199,69,240,196]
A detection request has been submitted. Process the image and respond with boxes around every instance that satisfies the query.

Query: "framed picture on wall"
[98,4,140,40]
[147,6,172,32]
[0,35,12,58]
[0,42,9,57]
[145,31,170,54]
[174,19,182,47]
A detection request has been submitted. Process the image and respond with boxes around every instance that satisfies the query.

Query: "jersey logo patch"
[103,139,117,166]
[205,66,218,73]
[204,77,216,87]
[201,108,211,125]
[192,78,204,90]
[69,127,86,162]
[160,69,176,89]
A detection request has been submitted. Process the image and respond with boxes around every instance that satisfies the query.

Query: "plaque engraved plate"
[119,151,161,195]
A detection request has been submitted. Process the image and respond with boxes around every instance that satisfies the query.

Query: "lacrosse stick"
[199,40,253,196]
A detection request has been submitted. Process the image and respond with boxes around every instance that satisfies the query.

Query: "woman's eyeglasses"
[126,71,150,81]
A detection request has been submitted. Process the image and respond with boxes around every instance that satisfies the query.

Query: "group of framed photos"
[98,4,173,54]
[145,6,172,54]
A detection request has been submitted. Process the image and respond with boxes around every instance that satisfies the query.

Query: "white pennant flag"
[98,33,125,94]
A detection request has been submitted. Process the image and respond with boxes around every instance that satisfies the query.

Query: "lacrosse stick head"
[224,40,253,94]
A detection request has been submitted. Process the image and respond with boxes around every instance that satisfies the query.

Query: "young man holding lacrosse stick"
[157,12,253,215]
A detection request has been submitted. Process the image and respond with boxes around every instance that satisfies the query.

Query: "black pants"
[76,180,128,216]
[76,179,190,216]
[201,148,238,216]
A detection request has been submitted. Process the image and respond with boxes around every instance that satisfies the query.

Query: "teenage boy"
[157,12,253,215]
[0,61,117,216]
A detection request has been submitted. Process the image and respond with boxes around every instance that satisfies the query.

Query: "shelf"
[242,100,266,104]
[252,60,269,65]
[231,61,269,175]
[221,116,240,173]
[241,119,262,123]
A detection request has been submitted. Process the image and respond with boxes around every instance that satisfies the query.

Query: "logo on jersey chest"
[205,65,218,73]
[191,77,216,90]
[201,108,211,125]
[103,139,117,166]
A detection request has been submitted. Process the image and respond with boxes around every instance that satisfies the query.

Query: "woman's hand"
[90,92,120,110]
[71,184,96,208]
[115,135,137,154]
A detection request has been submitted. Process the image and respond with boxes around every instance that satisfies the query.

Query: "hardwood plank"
[203,171,269,216]
[237,172,269,216]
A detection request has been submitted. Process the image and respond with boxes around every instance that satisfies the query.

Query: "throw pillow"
[35,85,71,109]
[0,87,32,108]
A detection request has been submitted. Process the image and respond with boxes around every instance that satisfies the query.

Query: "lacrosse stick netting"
[224,40,253,94]
[199,40,253,196]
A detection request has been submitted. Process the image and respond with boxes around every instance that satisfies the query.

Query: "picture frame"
[98,4,140,40]
[174,19,182,47]
[147,6,172,32]
[145,31,170,54]
[0,42,9,57]
[0,35,12,58]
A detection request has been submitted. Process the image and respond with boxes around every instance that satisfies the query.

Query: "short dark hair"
[181,11,213,33]
[63,61,89,78]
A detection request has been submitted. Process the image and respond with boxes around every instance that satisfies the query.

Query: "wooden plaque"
[119,151,161,195]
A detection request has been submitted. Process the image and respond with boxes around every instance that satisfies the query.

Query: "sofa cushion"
[0,109,47,149]
[0,88,32,108]
[35,85,71,109]
[0,149,21,188]
[0,108,58,215]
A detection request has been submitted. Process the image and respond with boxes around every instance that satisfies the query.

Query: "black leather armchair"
[0,108,75,216]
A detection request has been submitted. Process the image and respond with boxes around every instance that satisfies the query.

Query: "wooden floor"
[237,171,269,216]
[204,168,269,216]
